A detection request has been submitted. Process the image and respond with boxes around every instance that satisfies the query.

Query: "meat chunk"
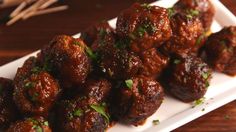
[56,97,108,132]
[202,26,236,76]
[111,76,164,126]
[80,22,114,46]
[40,35,91,87]
[0,78,18,129]
[161,54,212,102]
[139,48,169,78]
[174,0,215,30]
[161,12,205,55]
[14,57,60,117]
[7,117,51,132]
[116,3,172,53]
[83,78,112,104]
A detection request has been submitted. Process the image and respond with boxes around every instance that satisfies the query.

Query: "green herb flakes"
[152,119,160,125]
[25,82,35,89]
[32,125,43,132]
[141,3,151,10]
[31,67,41,74]
[43,121,49,126]
[196,34,205,45]
[188,9,200,16]
[174,59,181,64]
[85,46,97,60]
[224,115,230,120]
[167,8,175,18]
[125,79,133,89]
[202,72,209,79]
[193,97,205,107]
[73,108,83,117]
[90,104,110,123]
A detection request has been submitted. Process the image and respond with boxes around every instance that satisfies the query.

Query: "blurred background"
[0,0,236,131]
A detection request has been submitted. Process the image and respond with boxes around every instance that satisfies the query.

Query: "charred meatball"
[174,0,215,30]
[161,12,205,55]
[139,48,169,78]
[162,54,212,102]
[56,97,108,132]
[80,22,114,46]
[83,78,112,103]
[7,117,51,132]
[14,57,60,117]
[41,35,91,87]
[116,3,172,53]
[0,78,18,129]
[202,26,236,76]
[111,76,164,126]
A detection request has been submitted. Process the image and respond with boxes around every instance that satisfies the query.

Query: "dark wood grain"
[0,0,235,131]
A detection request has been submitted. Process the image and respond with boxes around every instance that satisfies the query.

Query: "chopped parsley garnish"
[73,41,82,46]
[25,82,35,89]
[196,34,205,45]
[73,108,83,117]
[43,121,49,126]
[90,103,110,123]
[85,46,98,60]
[174,59,181,64]
[125,79,133,89]
[152,119,160,125]
[98,28,107,38]
[193,97,205,107]
[202,108,205,111]
[31,92,39,101]
[32,125,43,132]
[205,81,210,88]
[141,3,151,10]
[202,72,209,79]
[188,9,200,16]
[31,67,41,74]
[137,26,146,37]
[167,8,175,18]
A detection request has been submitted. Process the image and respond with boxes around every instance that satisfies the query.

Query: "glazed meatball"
[116,3,172,53]
[80,22,114,46]
[202,26,236,76]
[14,57,60,117]
[41,35,91,87]
[99,44,142,80]
[161,54,212,102]
[174,0,215,30]
[0,78,18,129]
[56,97,108,132]
[7,117,51,132]
[139,48,169,78]
[161,12,205,55]
[111,76,164,126]
[83,78,112,103]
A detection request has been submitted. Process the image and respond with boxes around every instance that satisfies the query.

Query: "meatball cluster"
[2,0,232,131]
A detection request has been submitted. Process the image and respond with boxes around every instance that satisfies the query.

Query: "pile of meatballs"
[1,0,236,131]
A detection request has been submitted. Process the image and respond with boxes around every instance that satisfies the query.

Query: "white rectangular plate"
[0,0,236,132]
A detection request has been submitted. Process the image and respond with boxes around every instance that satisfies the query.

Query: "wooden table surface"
[0,0,235,131]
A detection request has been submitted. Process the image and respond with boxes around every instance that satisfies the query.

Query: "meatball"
[14,57,60,117]
[41,35,91,87]
[7,117,51,132]
[111,76,164,126]
[0,78,18,129]
[80,22,114,46]
[83,78,112,103]
[56,97,108,132]
[139,48,169,78]
[116,3,172,53]
[161,12,205,55]
[174,0,215,30]
[161,54,212,102]
[202,26,236,76]
[99,44,142,80]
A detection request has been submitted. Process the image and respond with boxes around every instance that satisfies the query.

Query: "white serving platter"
[0,0,236,132]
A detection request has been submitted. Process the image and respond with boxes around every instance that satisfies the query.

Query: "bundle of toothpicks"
[6,0,68,26]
